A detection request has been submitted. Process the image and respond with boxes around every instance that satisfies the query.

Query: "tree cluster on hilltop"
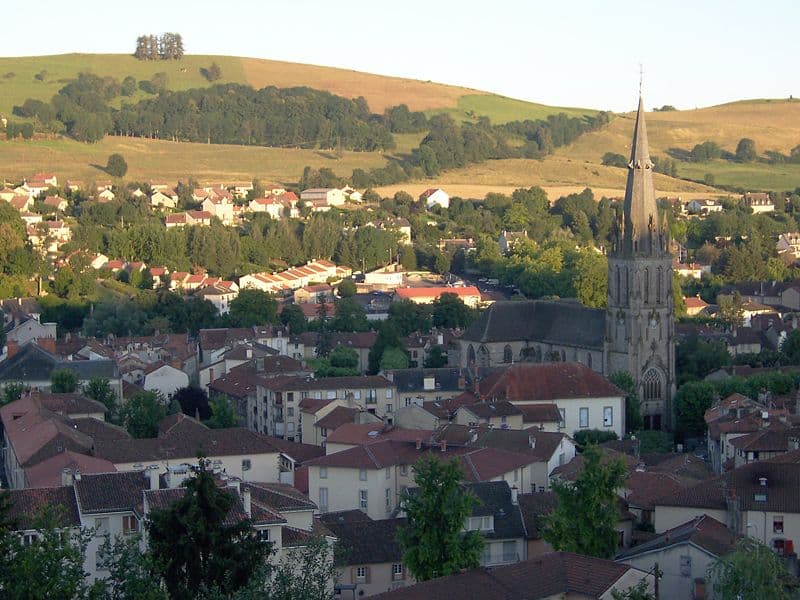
[134,33,185,60]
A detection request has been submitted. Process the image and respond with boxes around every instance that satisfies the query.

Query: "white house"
[300,188,346,207]
[142,362,189,399]
[420,188,450,210]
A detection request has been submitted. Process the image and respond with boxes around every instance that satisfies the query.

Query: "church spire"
[622,94,664,256]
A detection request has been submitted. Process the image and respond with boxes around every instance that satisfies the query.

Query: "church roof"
[460,300,605,349]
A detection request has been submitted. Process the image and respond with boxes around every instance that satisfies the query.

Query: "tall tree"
[708,537,795,599]
[543,445,626,558]
[207,396,238,429]
[227,289,278,327]
[121,391,166,438]
[399,457,483,582]
[735,138,757,162]
[610,371,642,433]
[84,377,117,417]
[147,458,270,600]
[431,293,475,329]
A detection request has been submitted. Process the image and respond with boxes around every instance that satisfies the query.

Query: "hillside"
[556,99,800,191]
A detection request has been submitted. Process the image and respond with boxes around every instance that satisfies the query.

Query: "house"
[454,401,524,430]
[322,511,412,595]
[516,404,563,432]
[475,363,626,439]
[150,190,178,209]
[142,362,189,399]
[322,423,434,455]
[369,552,654,599]
[195,284,239,314]
[387,368,467,406]
[419,188,449,210]
[0,342,122,398]
[498,230,528,254]
[300,187,346,207]
[394,286,482,308]
[684,295,710,316]
[96,189,115,202]
[202,196,234,224]
[777,232,800,260]
[306,439,540,520]
[249,195,285,219]
[260,374,395,441]
[687,199,723,215]
[43,195,68,211]
[616,514,738,600]
[309,406,382,448]
[294,284,335,304]
[744,192,774,214]
[673,260,708,280]
[653,454,800,557]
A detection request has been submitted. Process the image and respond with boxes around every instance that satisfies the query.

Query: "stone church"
[458,95,676,429]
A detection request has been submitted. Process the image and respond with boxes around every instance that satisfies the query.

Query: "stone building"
[457,95,675,429]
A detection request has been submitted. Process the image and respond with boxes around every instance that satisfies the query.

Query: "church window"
[503,345,513,364]
[467,345,476,366]
[657,267,663,304]
[643,268,650,304]
[560,350,566,362]
[478,345,490,368]
[615,267,621,302]
[587,353,593,369]
[643,369,663,403]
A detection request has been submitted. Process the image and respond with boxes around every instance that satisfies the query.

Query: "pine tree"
[174,33,184,59]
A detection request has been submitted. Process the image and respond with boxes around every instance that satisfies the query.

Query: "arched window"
[503,344,513,364]
[643,369,663,403]
[616,266,621,303]
[643,267,650,304]
[478,345,490,367]
[587,353,593,370]
[467,344,476,366]
[560,350,566,362]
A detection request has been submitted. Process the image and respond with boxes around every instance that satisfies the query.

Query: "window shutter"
[365,566,371,583]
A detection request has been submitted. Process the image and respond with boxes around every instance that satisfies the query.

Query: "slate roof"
[33,392,106,415]
[371,552,640,600]
[253,436,325,464]
[389,368,465,393]
[616,514,738,559]
[517,492,559,540]
[75,471,150,514]
[655,460,800,513]
[7,486,81,530]
[324,516,406,564]
[517,404,562,424]
[0,343,119,382]
[461,300,605,349]
[325,424,435,446]
[459,401,522,419]
[463,481,526,540]
[481,363,623,401]
[248,482,317,512]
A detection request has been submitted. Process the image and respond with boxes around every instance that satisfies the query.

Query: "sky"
[3,0,799,112]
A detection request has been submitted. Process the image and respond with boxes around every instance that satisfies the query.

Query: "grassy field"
[375,156,715,201]
[430,94,596,125]
[555,99,800,191]
[0,136,391,186]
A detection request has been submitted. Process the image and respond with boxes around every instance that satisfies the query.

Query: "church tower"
[606,95,676,430]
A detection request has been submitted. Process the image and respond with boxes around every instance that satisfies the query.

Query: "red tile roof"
[481,363,623,401]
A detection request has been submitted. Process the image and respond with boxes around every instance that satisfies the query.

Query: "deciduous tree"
[708,537,795,599]
[121,391,166,438]
[50,368,78,393]
[207,396,238,429]
[543,445,626,559]
[399,457,483,581]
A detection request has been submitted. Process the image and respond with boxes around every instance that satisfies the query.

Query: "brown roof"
[552,448,637,482]
[25,451,116,489]
[617,514,738,559]
[624,471,694,510]
[481,363,623,401]
[94,420,282,464]
[260,436,325,464]
[459,401,522,419]
[7,486,81,530]
[314,406,359,430]
[28,392,105,416]
[299,397,336,414]
[517,492,559,540]
[371,552,639,600]
[325,424,435,446]
[248,482,317,512]
[517,403,562,424]
[75,471,150,514]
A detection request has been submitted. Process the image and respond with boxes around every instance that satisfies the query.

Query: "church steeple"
[621,95,666,257]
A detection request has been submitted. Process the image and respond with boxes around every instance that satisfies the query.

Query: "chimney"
[242,486,252,518]
[74,469,81,481]
[61,468,73,487]
[511,485,518,505]
[416,439,422,450]
[457,374,466,389]
[6,340,19,359]
[246,347,252,359]
[440,440,447,452]
[437,334,443,346]
[528,435,536,449]
[146,465,160,490]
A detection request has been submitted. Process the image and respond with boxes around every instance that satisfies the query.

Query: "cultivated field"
[0,136,390,185]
